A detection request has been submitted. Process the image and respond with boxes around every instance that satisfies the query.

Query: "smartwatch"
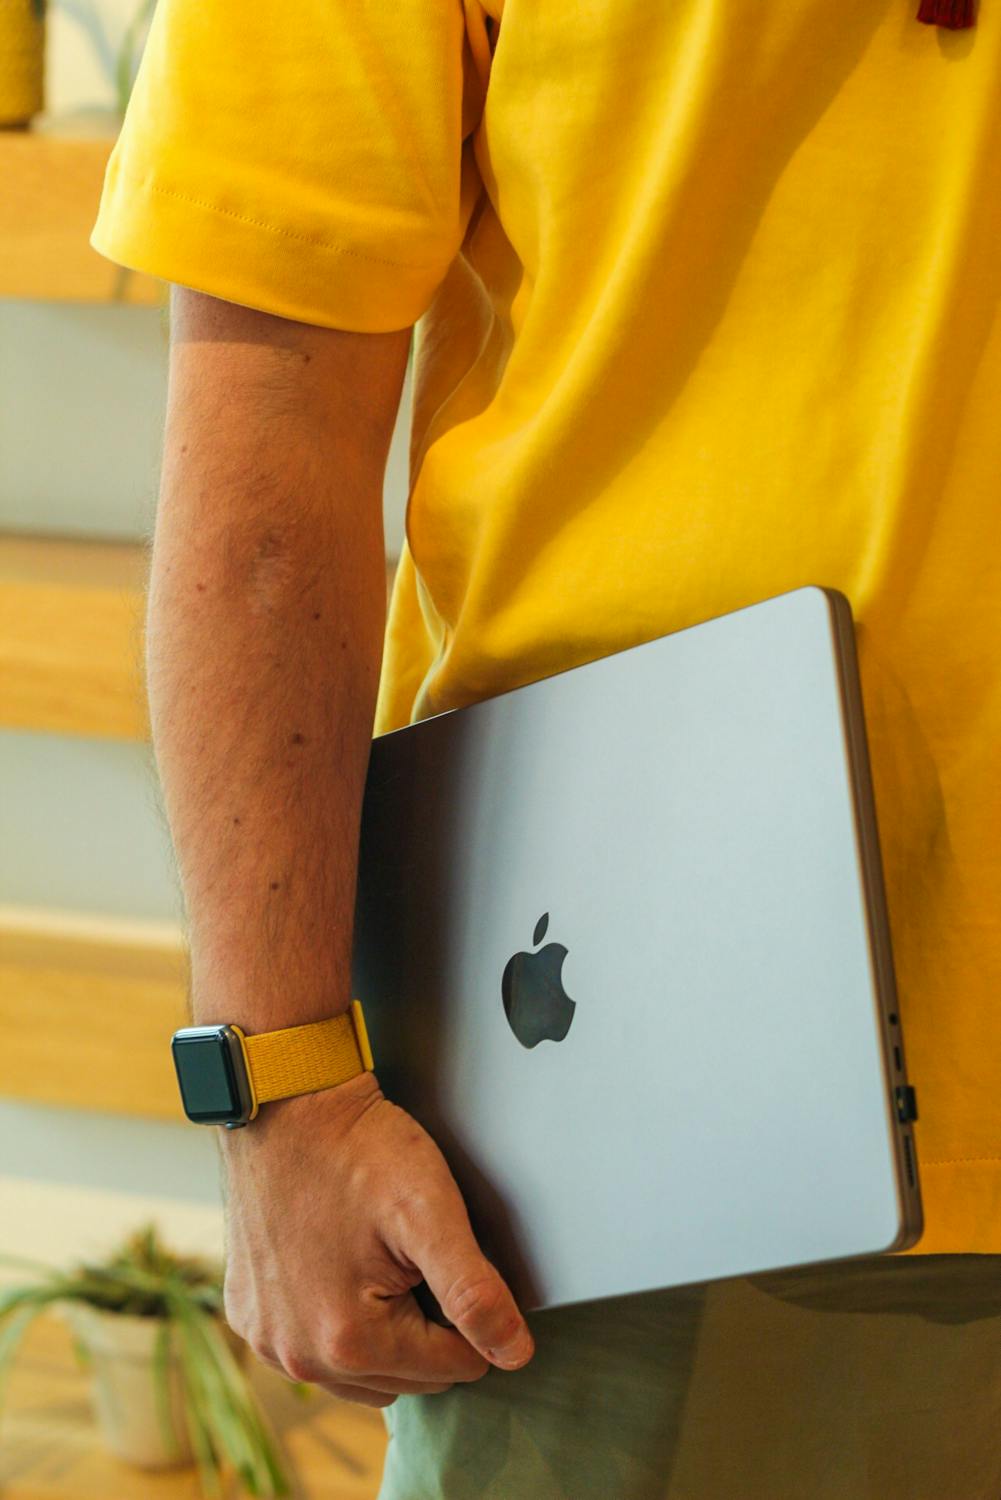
[170,1000,374,1129]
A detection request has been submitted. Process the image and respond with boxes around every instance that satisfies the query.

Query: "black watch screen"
[171,1025,253,1127]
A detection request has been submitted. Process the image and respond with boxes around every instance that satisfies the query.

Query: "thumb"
[407,1188,535,1369]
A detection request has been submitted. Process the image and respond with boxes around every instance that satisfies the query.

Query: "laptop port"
[902,1134,916,1189]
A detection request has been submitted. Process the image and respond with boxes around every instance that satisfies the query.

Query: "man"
[92,0,1001,1495]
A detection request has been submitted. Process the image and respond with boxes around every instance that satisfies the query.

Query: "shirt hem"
[90,159,445,333]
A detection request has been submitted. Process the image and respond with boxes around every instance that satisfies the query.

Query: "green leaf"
[152,1319,186,1462]
[171,1298,292,1497]
[178,1348,221,1500]
[0,1301,48,1433]
[0,1284,67,1322]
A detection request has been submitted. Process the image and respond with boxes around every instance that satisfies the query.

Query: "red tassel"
[916,0,976,26]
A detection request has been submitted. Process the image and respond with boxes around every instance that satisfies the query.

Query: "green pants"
[378,1254,1001,1499]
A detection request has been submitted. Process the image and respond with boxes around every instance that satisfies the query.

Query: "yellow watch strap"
[242,1000,374,1106]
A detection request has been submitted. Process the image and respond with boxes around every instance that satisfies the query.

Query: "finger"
[396,1186,535,1370]
[371,1285,493,1384]
[329,1373,455,1395]
[285,1359,455,1397]
[318,1382,399,1408]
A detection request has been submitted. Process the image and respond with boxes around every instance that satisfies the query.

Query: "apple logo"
[501,912,576,1048]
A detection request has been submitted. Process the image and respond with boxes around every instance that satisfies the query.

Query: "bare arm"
[152,288,534,1406]
[151,288,397,1032]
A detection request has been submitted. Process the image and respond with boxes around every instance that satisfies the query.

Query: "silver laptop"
[350,585,923,1316]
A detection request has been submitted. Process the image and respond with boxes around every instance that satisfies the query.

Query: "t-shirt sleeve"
[90,0,490,332]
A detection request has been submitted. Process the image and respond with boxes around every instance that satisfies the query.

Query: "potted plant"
[0,1223,292,1497]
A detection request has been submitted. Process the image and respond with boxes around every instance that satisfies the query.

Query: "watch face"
[171,1027,250,1125]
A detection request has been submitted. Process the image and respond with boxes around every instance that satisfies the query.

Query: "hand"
[220,1070,536,1407]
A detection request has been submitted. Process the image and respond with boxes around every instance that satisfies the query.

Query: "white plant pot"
[60,1303,217,1469]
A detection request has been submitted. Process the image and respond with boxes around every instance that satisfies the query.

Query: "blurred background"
[0,2,407,1489]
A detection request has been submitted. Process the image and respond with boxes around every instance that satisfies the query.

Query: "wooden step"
[0,531,149,740]
[0,114,161,305]
[0,906,189,1120]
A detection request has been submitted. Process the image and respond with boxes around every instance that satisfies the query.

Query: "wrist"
[218,1068,384,1157]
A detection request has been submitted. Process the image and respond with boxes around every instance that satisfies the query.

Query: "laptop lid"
[351,585,923,1314]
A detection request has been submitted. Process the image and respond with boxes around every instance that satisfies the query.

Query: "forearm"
[148,294,535,1390]
[148,290,405,1032]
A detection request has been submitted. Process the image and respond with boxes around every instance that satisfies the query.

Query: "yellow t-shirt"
[92,0,1001,1255]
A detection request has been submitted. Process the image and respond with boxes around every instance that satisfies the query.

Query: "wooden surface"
[0,118,161,305]
[0,907,190,1121]
[0,531,149,741]
[0,1313,387,1500]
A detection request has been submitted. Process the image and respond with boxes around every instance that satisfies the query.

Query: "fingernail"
[489,1328,533,1367]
